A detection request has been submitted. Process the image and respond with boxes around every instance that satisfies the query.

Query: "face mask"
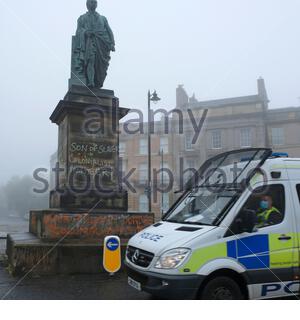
[260,200,269,210]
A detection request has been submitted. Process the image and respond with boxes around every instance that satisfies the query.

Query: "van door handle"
[278,235,292,241]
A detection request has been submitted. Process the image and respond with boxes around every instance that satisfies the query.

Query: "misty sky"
[1,0,300,184]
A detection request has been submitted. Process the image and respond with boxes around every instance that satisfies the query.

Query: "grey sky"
[1,0,300,184]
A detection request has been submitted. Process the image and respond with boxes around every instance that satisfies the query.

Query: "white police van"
[125,148,300,299]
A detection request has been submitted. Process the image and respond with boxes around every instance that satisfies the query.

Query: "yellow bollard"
[103,236,121,274]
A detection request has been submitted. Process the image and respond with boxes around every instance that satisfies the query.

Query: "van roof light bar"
[271,152,289,158]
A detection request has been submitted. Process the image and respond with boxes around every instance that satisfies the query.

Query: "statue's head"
[86,0,98,12]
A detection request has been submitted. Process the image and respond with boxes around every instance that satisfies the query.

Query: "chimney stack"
[176,85,189,108]
[257,77,269,103]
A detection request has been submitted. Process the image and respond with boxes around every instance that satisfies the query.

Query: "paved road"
[0,216,151,300]
[0,216,28,234]
[0,261,151,300]
[0,216,28,255]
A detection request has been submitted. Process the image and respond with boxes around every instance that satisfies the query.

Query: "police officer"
[256,195,283,228]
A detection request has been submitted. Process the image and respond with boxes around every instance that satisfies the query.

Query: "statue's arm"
[104,17,115,51]
[76,16,86,51]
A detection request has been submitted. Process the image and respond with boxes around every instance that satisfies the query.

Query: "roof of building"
[267,106,300,113]
[186,94,265,109]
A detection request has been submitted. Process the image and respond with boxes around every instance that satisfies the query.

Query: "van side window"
[241,185,285,229]
[227,185,285,235]
[296,185,300,203]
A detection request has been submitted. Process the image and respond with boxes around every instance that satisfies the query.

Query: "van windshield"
[165,187,238,226]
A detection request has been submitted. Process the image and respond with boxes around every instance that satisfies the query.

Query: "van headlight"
[154,248,191,269]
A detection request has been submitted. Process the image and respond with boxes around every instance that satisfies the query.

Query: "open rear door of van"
[169,148,272,215]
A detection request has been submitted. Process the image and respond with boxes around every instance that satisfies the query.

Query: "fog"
[1,0,300,184]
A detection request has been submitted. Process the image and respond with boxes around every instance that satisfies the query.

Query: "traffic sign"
[103,236,121,274]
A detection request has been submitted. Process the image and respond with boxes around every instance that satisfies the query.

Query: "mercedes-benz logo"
[132,249,140,263]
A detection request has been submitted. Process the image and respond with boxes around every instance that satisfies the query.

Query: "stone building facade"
[119,78,300,221]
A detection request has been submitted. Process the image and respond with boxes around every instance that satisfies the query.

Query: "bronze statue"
[71,0,115,88]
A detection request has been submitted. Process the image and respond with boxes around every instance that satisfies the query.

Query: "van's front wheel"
[200,276,244,300]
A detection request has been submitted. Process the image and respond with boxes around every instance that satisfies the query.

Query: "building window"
[160,137,169,153]
[119,158,127,175]
[212,130,222,149]
[240,128,252,148]
[160,162,170,184]
[185,159,196,181]
[185,132,194,150]
[162,193,169,213]
[139,194,148,212]
[271,128,284,146]
[119,141,126,154]
[186,159,196,171]
[139,163,147,183]
[139,138,148,155]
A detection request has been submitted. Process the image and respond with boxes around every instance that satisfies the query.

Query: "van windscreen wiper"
[164,219,212,226]
[180,221,213,226]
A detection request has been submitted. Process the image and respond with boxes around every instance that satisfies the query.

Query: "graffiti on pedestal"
[68,141,119,188]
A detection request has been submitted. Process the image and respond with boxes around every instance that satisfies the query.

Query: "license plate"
[128,277,141,291]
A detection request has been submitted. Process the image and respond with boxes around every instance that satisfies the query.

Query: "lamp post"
[148,90,161,213]
[159,148,164,216]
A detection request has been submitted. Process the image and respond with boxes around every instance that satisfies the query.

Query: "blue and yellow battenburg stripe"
[180,233,299,273]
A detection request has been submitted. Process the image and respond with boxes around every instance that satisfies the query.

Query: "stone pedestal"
[6,86,154,276]
[7,211,154,276]
[29,210,153,241]
[49,85,128,211]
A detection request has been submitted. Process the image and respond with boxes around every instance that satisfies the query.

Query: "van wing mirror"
[239,209,257,233]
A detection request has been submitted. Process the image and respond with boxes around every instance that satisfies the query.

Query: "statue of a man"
[74,0,115,88]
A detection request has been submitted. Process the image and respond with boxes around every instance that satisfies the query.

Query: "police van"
[125,148,300,299]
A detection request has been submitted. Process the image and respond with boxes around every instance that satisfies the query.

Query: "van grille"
[126,246,154,268]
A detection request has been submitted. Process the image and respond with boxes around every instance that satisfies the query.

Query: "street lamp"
[148,90,161,213]
[159,148,164,216]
